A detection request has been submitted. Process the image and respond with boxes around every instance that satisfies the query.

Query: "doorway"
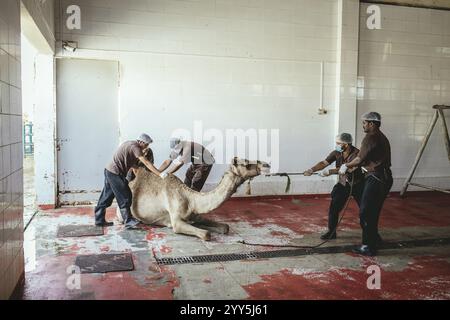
[20,34,37,228]
[56,58,119,206]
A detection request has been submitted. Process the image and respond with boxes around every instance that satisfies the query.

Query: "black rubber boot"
[376,233,383,245]
[352,245,377,256]
[96,221,114,227]
[94,208,114,227]
[120,208,141,229]
[320,230,337,240]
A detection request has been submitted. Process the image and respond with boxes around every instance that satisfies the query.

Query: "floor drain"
[155,237,450,266]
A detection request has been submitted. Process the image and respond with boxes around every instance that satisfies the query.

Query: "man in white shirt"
[159,138,215,191]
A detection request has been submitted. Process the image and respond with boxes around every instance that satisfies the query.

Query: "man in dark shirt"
[159,138,215,192]
[304,133,364,240]
[340,112,393,256]
[126,147,154,182]
[94,133,163,229]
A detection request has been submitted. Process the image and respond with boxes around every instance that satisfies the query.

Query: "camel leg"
[152,214,172,228]
[190,214,229,234]
[171,217,211,241]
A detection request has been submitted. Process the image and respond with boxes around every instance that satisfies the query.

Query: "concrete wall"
[34,54,56,207]
[21,0,55,52]
[0,0,23,300]
[335,0,360,141]
[358,3,450,191]
[54,0,361,198]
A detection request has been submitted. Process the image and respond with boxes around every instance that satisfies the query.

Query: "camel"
[125,157,271,240]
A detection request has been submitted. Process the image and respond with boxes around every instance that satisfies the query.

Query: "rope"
[264,172,318,194]
[245,172,320,195]
[281,173,291,193]
[238,172,355,250]
[246,178,252,195]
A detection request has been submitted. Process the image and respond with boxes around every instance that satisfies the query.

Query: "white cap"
[336,133,353,144]
[361,112,381,122]
[138,133,153,144]
[170,137,181,149]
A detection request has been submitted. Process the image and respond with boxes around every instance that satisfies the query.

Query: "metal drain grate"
[155,237,450,266]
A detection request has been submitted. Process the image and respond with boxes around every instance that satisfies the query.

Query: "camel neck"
[193,170,245,214]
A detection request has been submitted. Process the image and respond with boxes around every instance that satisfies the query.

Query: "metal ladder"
[400,105,450,196]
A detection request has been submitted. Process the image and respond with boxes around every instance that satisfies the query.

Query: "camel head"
[230,157,271,179]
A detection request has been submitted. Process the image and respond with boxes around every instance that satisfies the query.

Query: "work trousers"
[94,169,133,224]
[327,180,364,232]
[184,164,213,192]
[359,170,393,250]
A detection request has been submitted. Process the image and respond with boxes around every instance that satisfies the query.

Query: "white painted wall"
[21,0,55,52]
[48,0,450,202]
[34,54,56,206]
[335,0,360,141]
[21,36,37,123]
[54,0,360,198]
[358,3,450,191]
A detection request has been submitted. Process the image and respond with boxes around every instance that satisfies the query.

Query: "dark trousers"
[359,171,393,250]
[126,169,136,182]
[95,169,133,224]
[328,181,363,232]
[184,164,212,192]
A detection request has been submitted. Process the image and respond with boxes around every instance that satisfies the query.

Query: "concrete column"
[335,0,360,139]
[34,54,56,208]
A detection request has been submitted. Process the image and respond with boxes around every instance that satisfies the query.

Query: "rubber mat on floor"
[57,225,104,238]
[75,253,134,273]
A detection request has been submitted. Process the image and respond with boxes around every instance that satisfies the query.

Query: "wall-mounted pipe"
[318,61,327,115]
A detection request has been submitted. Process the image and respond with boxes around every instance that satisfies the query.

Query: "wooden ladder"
[400,105,450,196]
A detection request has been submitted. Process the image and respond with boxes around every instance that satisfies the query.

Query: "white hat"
[170,137,181,149]
[361,112,381,122]
[138,133,153,144]
[336,133,353,144]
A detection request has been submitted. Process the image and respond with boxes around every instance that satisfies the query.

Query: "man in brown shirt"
[340,112,393,256]
[159,138,215,192]
[94,133,163,229]
[304,133,364,240]
[126,147,154,182]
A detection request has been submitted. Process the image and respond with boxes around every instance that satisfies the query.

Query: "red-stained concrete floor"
[20,192,450,300]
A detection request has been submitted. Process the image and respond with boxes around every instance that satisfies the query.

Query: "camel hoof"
[221,224,230,234]
[202,231,211,241]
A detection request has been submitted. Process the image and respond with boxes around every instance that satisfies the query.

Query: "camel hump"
[132,168,185,193]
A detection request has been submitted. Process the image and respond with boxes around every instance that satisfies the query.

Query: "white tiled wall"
[335,0,360,138]
[358,3,450,191]
[21,0,56,207]
[52,1,449,199]
[0,0,24,300]
[55,0,354,195]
